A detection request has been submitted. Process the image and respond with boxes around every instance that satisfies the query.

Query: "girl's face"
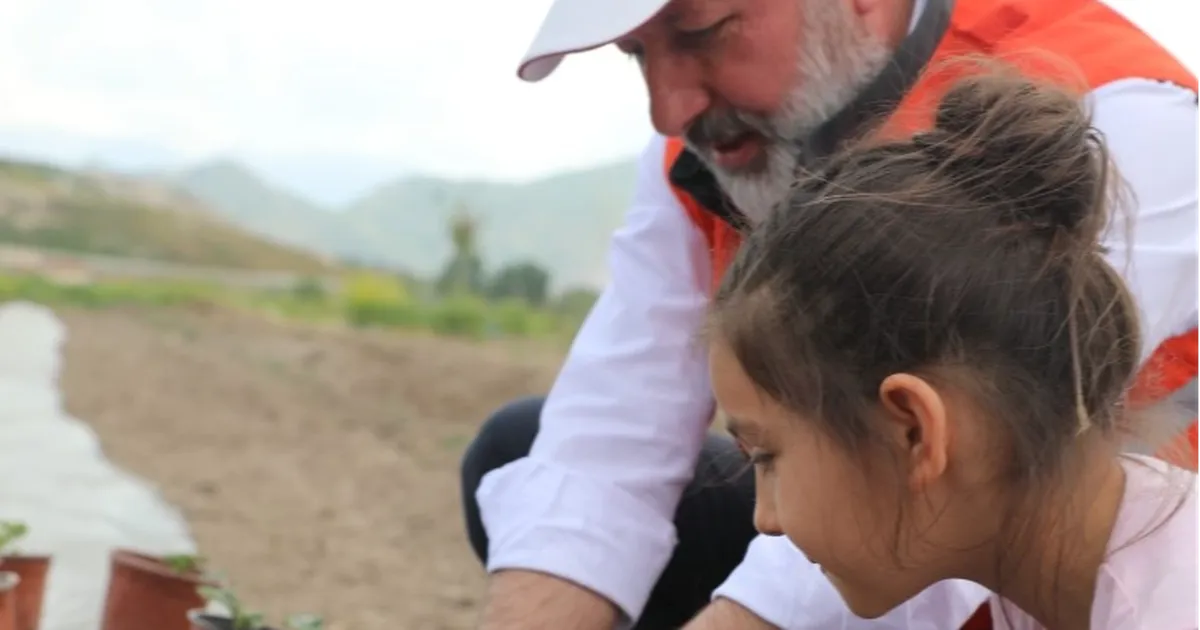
[708,339,986,618]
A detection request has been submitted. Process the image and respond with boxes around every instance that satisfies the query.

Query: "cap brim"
[517,0,669,82]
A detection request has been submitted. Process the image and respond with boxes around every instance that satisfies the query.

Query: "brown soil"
[57,306,563,630]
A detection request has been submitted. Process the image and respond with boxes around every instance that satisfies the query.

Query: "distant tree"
[290,276,327,302]
[555,287,600,315]
[535,286,601,336]
[488,261,550,307]
[552,286,600,333]
[436,204,485,296]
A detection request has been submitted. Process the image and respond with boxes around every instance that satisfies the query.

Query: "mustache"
[685,107,778,150]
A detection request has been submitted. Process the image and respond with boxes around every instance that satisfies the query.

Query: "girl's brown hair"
[710,67,1140,484]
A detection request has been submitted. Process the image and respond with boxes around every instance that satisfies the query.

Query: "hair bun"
[927,71,1107,239]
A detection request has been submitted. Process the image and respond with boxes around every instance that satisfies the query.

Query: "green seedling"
[198,584,266,630]
[196,575,324,630]
[0,521,28,555]
[163,553,206,575]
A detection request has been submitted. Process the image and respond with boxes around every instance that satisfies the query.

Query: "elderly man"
[460,0,1198,628]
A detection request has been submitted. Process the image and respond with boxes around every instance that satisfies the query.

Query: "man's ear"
[877,373,949,489]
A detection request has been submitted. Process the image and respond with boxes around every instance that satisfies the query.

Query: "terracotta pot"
[0,572,21,630]
[101,549,213,630]
[0,555,50,630]
[187,610,280,630]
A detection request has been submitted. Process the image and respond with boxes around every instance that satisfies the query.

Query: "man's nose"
[643,55,710,138]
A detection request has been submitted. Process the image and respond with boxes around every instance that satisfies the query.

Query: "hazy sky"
[0,0,1192,201]
[0,0,652,196]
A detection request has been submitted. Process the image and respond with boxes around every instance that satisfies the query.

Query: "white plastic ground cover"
[0,301,198,630]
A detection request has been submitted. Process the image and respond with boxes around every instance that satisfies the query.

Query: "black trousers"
[460,396,758,629]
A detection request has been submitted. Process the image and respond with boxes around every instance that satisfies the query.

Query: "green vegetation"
[0,156,604,343]
[0,275,224,309]
[0,271,596,343]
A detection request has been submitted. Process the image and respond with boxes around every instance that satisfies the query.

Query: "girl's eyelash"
[749,451,775,466]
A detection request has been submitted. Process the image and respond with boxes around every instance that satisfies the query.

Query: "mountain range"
[0,158,333,273]
[0,142,639,289]
[172,157,638,289]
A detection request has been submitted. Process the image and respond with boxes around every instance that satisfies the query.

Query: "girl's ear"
[877,373,950,489]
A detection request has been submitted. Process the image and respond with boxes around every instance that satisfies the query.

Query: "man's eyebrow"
[659,2,683,25]
[659,0,701,27]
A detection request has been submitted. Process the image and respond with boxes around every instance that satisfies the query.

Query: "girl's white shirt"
[992,455,1197,630]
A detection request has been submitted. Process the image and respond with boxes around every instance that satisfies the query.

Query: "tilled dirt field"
[57,305,563,630]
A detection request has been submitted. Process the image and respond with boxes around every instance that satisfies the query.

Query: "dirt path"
[57,306,561,630]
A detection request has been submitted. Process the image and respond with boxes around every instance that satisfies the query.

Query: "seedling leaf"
[163,553,205,575]
[0,521,28,556]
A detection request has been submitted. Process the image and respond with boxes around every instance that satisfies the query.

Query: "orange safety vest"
[666,0,1198,473]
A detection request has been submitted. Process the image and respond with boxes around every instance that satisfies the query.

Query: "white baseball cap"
[517,0,671,82]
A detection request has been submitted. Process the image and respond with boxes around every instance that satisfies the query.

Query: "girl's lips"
[711,133,764,171]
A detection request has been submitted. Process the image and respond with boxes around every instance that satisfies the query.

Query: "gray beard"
[698,1,893,224]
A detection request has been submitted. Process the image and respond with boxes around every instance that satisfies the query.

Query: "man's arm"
[475,134,717,628]
[480,570,618,630]
[685,598,778,630]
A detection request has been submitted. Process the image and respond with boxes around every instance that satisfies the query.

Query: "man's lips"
[709,132,764,171]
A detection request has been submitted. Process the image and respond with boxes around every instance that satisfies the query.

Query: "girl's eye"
[749,450,776,469]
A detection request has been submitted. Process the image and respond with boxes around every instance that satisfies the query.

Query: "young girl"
[707,71,1197,630]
